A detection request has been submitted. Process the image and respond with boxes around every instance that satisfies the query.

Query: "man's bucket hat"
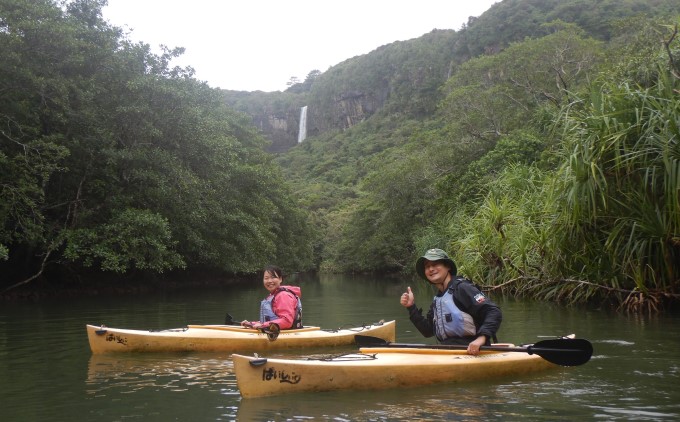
[415,248,457,280]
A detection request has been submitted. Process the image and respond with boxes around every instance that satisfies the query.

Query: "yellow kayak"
[233,336,592,398]
[85,320,395,354]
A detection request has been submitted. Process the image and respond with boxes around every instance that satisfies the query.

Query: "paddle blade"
[529,338,593,366]
[355,335,389,347]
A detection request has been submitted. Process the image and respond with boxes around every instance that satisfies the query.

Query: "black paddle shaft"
[224,313,280,340]
[354,335,593,367]
[224,313,240,325]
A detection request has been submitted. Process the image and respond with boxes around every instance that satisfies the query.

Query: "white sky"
[102,1,499,92]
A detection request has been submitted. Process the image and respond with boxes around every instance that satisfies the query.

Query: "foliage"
[0,0,314,290]
[274,3,678,295]
[63,208,184,272]
[285,69,322,94]
[306,29,464,133]
[435,129,548,213]
[273,3,680,311]
[548,72,680,306]
[441,26,602,141]
[3,0,680,312]
[329,27,604,273]
[417,22,680,311]
[458,0,680,57]
[450,164,551,285]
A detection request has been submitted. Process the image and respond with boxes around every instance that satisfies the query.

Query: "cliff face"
[222,30,460,152]
[331,90,380,130]
[223,87,388,153]
[225,0,680,154]
[251,109,300,153]
[221,91,306,153]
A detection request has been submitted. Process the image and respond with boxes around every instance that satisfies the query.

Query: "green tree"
[421,21,680,312]
[441,26,602,142]
[0,0,314,291]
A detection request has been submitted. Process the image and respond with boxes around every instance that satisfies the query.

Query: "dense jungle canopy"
[1,0,679,312]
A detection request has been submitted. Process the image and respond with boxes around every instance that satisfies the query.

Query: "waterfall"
[298,105,308,143]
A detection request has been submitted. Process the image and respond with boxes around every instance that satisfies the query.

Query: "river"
[1,273,678,421]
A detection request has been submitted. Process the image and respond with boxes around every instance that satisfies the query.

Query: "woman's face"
[262,270,282,293]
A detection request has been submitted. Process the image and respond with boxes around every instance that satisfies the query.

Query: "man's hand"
[467,335,486,356]
[400,286,415,307]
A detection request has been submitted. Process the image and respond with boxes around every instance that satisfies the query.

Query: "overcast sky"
[102,1,499,92]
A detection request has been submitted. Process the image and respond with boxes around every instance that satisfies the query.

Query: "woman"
[241,265,302,330]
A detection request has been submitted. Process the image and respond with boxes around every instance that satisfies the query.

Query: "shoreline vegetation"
[0,270,254,301]
[3,270,677,317]
[1,1,678,312]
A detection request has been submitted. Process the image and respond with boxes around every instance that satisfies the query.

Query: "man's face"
[423,260,450,287]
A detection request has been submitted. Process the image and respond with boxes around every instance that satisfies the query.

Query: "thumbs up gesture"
[400,286,414,307]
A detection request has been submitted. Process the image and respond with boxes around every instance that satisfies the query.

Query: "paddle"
[224,313,241,325]
[263,323,280,341]
[225,313,280,341]
[354,335,593,367]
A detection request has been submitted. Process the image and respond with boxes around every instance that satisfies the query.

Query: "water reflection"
[2,276,680,421]
[234,373,621,421]
[86,353,238,395]
[236,385,494,421]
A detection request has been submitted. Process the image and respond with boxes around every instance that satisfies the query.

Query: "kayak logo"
[474,293,486,303]
[105,333,128,346]
[262,367,301,384]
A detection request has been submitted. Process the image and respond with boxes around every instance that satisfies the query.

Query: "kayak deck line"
[85,320,396,354]
[232,348,558,398]
[187,324,321,333]
[232,334,591,398]
[358,347,514,356]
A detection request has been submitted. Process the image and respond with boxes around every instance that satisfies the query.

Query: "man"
[400,248,502,355]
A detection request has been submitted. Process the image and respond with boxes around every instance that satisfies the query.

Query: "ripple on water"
[86,354,238,395]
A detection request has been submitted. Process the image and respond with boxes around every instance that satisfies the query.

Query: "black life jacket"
[447,276,498,343]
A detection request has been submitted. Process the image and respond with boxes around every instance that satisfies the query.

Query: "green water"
[1,273,678,421]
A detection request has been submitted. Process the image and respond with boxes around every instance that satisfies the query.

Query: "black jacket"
[407,276,502,345]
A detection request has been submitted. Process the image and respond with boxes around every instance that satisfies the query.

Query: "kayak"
[232,336,591,398]
[85,320,395,354]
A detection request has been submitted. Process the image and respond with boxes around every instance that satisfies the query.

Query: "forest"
[1,0,679,312]
[0,0,315,293]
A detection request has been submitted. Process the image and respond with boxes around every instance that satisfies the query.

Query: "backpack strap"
[446,276,466,293]
[272,287,303,329]
[448,276,498,343]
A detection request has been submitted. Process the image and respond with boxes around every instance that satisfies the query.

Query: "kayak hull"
[86,320,395,354]
[233,346,558,398]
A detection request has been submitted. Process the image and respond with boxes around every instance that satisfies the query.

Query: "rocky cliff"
[222,30,461,152]
[223,86,387,153]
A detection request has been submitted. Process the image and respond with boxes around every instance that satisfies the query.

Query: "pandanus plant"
[549,72,679,312]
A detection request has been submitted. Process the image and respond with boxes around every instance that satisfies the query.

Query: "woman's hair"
[263,264,283,279]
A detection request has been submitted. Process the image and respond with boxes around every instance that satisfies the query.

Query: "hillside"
[1,0,677,310]
[224,0,680,153]
[225,0,680,311]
